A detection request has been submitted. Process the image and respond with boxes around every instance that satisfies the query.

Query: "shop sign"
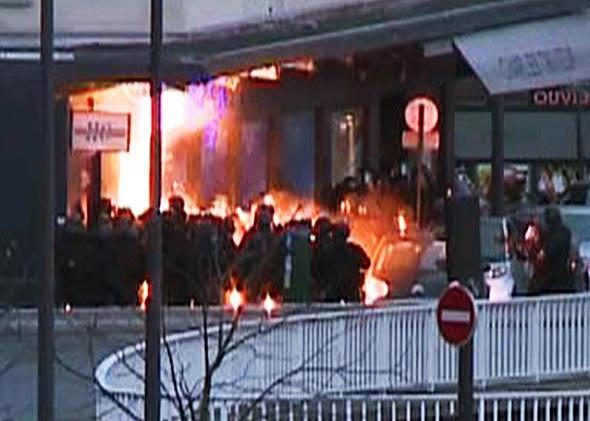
[531,87,590,107]
[71,111,130,152]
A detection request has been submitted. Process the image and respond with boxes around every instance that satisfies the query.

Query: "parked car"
[560,182,590,206]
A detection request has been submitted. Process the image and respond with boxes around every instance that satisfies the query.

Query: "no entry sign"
[437,282,477,346]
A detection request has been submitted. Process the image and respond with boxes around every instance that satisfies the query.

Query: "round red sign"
[404,97,439,133]
[436,282,477,346]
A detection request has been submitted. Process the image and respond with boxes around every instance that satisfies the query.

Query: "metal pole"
[441,81,455,194]
[575,87,585,180]
[491,96,504,216]
[38,0,55,419]
[145,0,163,419]
[417,104,425,227]
[458,340,474,421]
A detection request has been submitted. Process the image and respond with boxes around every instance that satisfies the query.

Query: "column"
[491,96,504,216]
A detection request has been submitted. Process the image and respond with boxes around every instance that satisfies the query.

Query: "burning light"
[225,285,245,313]
[263,193,276,207]
[249,65,280,81]
[398,213,408,238]
[262,293,278,317]
[64,303,72,314]
[363,273,389,305]
[340,200,352,214]
[138,280,150,311]
[209,195,231,219]
[525,224,539,243]
[282,59,316,74]
[213,75,241,92]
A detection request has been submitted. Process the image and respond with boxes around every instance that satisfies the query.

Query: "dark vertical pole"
[38,0,55,419]
[576,89,585,180]
[491,96,504,216]
[88,153,101,229]
[458,341,474,420]
[145,0,163,419]
[417,104,425,227]
[441,81,455,195]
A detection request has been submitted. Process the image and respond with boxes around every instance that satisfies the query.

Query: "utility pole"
[38,0,55,419]
[145,0,163,419]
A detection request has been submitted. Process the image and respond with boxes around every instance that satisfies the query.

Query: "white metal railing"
[208,390,590,421]
[209,293,590,396]
[95,293,590,419]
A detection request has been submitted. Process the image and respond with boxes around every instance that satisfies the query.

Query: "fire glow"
[138,280,150,311]
[70,78,237,217]
[398,213,407,238]
[363,273,389,305]
[262,294,278,317]
[70,75,421,308]
[225,285,245,313]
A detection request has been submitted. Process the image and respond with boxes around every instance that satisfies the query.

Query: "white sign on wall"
[71,111,130,152]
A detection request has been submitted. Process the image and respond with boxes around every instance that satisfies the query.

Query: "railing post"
[476,304,487,387]
[427,308,437,391]
[531,299,541,381]
[346,399,352,421]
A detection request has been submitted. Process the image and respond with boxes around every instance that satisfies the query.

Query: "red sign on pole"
[404,97,439,133]
[437,282,477,346]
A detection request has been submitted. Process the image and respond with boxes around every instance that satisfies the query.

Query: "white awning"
[454,12,590,95]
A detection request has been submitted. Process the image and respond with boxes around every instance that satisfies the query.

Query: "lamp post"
[39,0,56,419]
[144,0,163,419]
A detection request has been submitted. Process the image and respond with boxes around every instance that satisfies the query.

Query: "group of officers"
[509,206,580,295]
[56,196,371,306]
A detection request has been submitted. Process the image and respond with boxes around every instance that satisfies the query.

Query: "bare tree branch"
[162,318,189,421]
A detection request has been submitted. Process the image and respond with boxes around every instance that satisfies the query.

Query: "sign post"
[404,97,439,228]
[39,0,55,419]
[437,282,477,421]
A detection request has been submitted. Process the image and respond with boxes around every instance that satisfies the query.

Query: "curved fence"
[209,390,590,421]
[96,293,590,419]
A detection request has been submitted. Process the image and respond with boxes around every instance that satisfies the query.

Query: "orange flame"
[398,213,407,238]
[363,273,389,305]
[225,285,245,313]
[262,293,278,317]
[249,65,280,81]
[263,193,276,207]
[209,195,231,219]
[138,280,150,311]
[340,200,352,214]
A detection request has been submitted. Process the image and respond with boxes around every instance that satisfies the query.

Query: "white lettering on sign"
[441,310,471,324]
[71,111,130,152]
[532,87,590,107]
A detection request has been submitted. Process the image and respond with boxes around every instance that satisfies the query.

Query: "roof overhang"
[454,12,590,95]
[176,0,589,73]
